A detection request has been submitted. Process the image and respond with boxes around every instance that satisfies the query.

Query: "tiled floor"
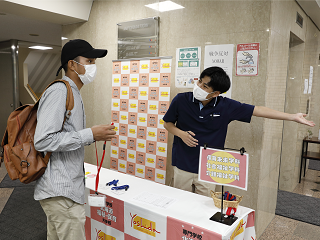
[292,169,320,198]
[259,169,320,239]
[1,166,320,239]
[0,165,12,214]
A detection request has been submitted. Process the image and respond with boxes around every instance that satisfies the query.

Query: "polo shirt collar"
[192,95,218,107]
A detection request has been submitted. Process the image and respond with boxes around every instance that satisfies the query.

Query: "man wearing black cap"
[34,39,115,240]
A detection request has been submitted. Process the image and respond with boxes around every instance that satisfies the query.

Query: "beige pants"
[173,166,215,197]
[39,196,86,240]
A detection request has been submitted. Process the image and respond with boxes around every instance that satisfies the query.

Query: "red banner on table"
[167,216,222,240]
[89,190,124,232]
[198,147,249,190]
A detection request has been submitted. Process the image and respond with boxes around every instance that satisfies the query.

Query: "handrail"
[26,84,39,101]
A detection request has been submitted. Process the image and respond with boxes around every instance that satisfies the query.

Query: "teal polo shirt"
[163,92,254,174]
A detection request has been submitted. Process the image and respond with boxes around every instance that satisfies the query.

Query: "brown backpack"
[0,80,74,183]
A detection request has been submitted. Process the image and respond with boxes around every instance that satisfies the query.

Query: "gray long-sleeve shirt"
[34,76,94,204]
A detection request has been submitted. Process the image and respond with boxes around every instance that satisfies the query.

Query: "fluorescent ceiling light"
[145,1,184,12]
[29,46,53,50]
[61,37,68,40]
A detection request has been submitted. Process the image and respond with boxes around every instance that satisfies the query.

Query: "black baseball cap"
[56,39,108,76]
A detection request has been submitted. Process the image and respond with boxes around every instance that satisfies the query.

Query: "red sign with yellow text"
[198,147,248,190]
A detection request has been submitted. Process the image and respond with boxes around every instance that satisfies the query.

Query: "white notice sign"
[204,44,234,99]
[308,66,313,94]
[304,79,308,94]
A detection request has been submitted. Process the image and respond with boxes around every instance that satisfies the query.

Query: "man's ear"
[213,91,220,97]
[208,91,220,99]
[68,60,76,71]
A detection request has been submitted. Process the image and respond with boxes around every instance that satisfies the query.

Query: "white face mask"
[193,81,214,101]
[73,60,97,85]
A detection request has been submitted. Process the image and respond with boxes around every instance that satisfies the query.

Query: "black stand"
[209,184,238,226]
[204,143,245,226]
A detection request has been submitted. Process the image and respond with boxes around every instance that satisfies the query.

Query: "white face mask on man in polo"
[73,60,97,85]
[193,82,215,101]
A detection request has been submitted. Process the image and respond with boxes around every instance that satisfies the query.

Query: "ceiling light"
[61,37,68,40]
[145,1,184,12]
[29,46,53,50]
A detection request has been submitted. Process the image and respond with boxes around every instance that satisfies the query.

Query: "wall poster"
[175,47,201,88]
[236,43,259,76]
[110,57,172,184]
[204,44,234,99]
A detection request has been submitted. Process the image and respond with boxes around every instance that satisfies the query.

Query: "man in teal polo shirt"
[163,66,314,196]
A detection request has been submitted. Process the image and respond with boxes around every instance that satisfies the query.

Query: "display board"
[110,57,172,184]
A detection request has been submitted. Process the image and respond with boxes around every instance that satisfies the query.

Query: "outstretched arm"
[253,106,315,127]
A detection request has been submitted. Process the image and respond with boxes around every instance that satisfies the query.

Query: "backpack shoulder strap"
[40,80,74,110]
[56,80,74,120]
[38,79,74,122]
[37,79,75,162]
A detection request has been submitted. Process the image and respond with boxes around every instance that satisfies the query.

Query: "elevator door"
[278,33,305,191]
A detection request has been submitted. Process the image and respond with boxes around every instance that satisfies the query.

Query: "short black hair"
[200,66,230,93]
[62,56,80,74]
